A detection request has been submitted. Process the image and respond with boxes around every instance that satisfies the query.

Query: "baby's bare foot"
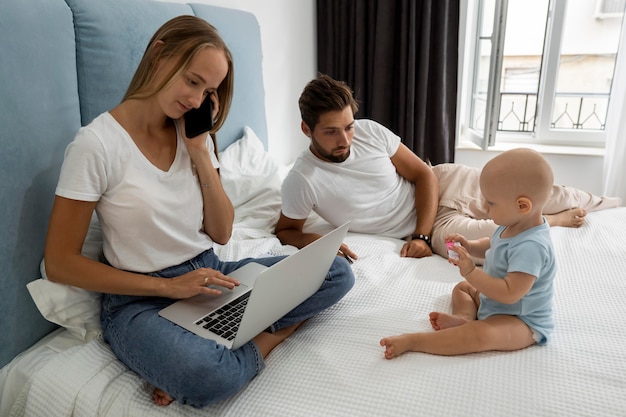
[380,335,414,359]
[546,208,586,228]
[153,387,174,406]
[429,312,468,331]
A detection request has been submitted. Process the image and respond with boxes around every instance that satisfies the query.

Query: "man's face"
[304,106,354,163]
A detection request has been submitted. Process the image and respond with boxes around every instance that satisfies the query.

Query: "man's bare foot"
[429,311,468,331]
[153,387,174,406]
[545,208,586,228]
[380,334,417,359]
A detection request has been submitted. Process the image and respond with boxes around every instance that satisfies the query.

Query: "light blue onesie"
[478,220,556,344]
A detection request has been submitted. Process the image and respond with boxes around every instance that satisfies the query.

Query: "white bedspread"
[9,208,626,417]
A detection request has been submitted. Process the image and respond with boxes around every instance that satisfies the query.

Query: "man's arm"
[275,213,358,260]
[390,143,439,258]
[275,213,320,249]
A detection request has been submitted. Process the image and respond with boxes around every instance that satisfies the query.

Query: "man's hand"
[400,239,432,258]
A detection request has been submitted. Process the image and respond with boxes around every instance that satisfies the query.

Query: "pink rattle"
[446,241,461,260]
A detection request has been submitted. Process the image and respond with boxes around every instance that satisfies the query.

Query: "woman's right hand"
[163,268,240,299]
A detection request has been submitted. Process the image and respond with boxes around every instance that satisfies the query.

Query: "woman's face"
[158,46,228,120]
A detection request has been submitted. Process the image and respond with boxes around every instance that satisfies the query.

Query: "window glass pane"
[551,1,625,130]
[470,0,496,133]
[499,0,549,133]
[470,38,491,132]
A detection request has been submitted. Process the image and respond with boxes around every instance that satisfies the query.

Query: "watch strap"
[410,233,431,247]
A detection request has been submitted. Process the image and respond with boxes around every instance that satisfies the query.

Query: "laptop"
[159,222,350,349]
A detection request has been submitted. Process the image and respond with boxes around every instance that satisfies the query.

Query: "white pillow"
[28,213,103,341]
[219,126,285,236]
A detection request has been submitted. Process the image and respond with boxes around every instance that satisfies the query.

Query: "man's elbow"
[275,228,289,245]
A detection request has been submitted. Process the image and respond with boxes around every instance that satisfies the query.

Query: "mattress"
[4,208,626,417]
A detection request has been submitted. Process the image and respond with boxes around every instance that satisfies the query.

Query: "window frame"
[461,0,626,150]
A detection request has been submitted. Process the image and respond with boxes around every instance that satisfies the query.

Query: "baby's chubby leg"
[380,315,535,358]
[429,312,468,331]
[380,333,421,359]
[381,282,481,359]
[430,281,481,330]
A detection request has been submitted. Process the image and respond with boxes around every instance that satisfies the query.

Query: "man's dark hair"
[298,74,359,130]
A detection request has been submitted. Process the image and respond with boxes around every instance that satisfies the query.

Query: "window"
[462,0,626,150]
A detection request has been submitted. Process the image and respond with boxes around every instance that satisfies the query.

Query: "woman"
[44,15,354,408]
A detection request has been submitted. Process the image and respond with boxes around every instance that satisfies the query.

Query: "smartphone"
[184,96,214,138]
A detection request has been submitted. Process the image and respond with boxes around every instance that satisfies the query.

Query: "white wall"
[455,148,605,194]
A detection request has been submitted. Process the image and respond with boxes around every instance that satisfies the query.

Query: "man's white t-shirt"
[281,119,417,238]
[56,112,217,273]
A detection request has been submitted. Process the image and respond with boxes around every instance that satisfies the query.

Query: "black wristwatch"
[410,233,431,247]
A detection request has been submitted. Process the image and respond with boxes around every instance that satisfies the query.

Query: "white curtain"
[603,18,626,203]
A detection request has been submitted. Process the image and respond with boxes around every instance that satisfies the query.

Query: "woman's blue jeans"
[100,249,354,408]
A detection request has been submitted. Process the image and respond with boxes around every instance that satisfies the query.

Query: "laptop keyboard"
[194,292,251,341]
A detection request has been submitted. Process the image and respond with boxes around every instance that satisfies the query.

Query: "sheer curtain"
[602,21,626,203]
[316,0,459,165]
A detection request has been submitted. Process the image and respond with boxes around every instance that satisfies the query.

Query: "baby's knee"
[452,281,474,294]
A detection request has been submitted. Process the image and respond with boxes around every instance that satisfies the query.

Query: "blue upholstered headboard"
[0,0,267,368]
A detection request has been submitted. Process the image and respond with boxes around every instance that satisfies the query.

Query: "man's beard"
[310,137,350,163]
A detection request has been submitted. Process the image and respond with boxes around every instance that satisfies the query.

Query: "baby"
[380,148,556,358]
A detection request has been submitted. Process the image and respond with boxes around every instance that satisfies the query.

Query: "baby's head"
[480,148,554,223]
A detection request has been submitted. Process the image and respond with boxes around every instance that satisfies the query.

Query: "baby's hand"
[447,245,476,277]
[446,238,475,270]
[445,233,468,247]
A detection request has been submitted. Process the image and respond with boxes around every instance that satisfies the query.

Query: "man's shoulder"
[287,151,319,176]
[353,119,400,154]
[354,118,380,130]
[354,118,397,138]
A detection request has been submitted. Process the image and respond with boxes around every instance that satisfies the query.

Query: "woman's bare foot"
[148,323,305,406]
[429,312,468,331]
[545,208,586,228]
[253,321,305,358]
[153,387,174,406]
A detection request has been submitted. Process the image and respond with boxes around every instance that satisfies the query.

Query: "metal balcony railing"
[496,92,609,133]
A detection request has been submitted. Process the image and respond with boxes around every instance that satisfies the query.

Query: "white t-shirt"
[56,112,218,273]
[281,119,417,238]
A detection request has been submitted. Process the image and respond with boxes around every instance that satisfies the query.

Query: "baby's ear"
[517,196,532,214]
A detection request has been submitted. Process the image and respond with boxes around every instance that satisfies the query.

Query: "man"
[275,74,438,260]
[275,75,621,260]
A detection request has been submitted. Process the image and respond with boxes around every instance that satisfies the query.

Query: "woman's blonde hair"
[124,15,234,134]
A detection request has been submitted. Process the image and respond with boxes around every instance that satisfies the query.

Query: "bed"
[1,0,626,416]
[2,126,626,416]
